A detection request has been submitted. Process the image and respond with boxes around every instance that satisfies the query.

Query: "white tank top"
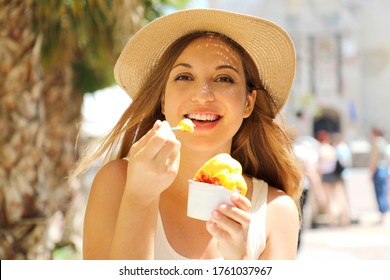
[154,178,268,259]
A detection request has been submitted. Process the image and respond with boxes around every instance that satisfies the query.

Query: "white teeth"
[187,113,219,121]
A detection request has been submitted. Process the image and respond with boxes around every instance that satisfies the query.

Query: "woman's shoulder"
[250,179,298,215]
[90,159,128,194]
[95,159,128,176]
[265,186,300,243]
[261,186,300,259]
[266,186,299,218]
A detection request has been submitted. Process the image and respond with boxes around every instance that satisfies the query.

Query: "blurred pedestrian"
[316,130,339,226]
[293,133,326,247]
[332,133,352,226]
[316,130,353,227]
[369,127,389,224]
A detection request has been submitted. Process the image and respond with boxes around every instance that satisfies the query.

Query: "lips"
[184,113,221,130]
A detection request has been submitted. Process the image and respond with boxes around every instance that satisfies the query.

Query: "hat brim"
[114,9,295,115]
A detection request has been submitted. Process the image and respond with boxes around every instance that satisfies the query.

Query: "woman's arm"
[83,121,181,259]
[259,187,300,260]
[83,160,159,259]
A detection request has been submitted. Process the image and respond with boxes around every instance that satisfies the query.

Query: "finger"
[153,137,181,167]
[154,121,176,142]
[129,120,162,156]
[140,121,176,160]
[211,204,250,233]
[206,221,230,240]
[153,120,163,129]
[210,209,242,234]
[165,139,181,168]
[230,192,251,212]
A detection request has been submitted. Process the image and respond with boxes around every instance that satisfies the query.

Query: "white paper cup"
[187,180,234,221]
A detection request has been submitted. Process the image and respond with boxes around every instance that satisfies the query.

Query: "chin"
[181,137,232,154]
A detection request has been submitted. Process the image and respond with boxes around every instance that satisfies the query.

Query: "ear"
[243,89,257,118]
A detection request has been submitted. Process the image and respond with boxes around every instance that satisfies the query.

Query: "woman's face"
[163,36,256,152]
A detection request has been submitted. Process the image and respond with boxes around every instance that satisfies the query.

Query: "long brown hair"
[72,31,303,208]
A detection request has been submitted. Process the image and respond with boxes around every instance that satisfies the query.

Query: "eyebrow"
[216,65,239,74]
[171,63,239,73]
[172,63,192,70]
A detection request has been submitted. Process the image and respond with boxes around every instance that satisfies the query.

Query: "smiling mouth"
[185,113,221,122]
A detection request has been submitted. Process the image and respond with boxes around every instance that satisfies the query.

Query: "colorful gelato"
[193,153,247,196]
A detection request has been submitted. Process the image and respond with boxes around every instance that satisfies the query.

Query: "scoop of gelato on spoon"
[171,118,195,133]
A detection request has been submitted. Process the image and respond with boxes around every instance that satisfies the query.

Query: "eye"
[216,76,234,83]
[175,74,193,81]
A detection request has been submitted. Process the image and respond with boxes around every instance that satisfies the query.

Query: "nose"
[191,81,215,103]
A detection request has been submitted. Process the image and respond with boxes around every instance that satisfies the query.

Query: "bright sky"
[188,0,208,8]
[81,86,130,137]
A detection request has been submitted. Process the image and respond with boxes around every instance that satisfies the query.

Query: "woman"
[369,127,389,223]
[73,9,303,260]
[316,130,349,227]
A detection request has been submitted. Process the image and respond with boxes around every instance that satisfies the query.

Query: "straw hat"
[114,9,296,116]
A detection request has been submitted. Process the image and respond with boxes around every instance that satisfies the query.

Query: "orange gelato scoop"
[171,118,195,133]
[193,153,247,196]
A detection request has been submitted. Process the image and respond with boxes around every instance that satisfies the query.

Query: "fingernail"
[218,204,227,212]
[231,192,239,201]
[207,221,215,229]
[212,211,221,220]
[154,120,162,129]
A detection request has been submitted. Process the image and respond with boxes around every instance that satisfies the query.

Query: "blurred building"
[208,0,390,148]
[83,0,389,167]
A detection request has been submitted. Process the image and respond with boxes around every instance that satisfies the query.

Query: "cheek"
[164,92,182,106]
[162,93,182,119]
[165,83,182,100]
[229,91,248,109]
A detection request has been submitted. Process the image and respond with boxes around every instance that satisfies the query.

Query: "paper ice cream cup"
[187,180,234,221]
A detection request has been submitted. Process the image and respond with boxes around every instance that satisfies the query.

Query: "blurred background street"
[298,168,390,260]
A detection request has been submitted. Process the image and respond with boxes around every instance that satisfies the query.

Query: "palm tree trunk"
[1,0,151,259]
[42,68,83,254]
[0,0,82,259]
[0,0,51,259]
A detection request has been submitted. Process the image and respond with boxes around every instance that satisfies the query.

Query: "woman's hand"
[206,193,252,259]
[124,120,181,202]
